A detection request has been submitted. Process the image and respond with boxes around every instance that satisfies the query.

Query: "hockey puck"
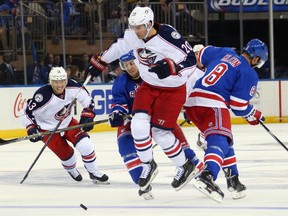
[80,203,88,210]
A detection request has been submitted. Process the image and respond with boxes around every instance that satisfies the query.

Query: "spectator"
[27,54,49,84]
[78,52,90,73]
[53,54,62,67]
[66,54,74,68]
[63,0,84,35]
[44,53,54,72]
[70,65,84,83]
[0,52,16,85]
[0,0,18,50]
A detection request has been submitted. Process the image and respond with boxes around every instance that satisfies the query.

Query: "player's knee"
[131,113,151,139]
[151,127,175,148]
[206,134,229,155]
[75,137,94,156]
[118,135,136,157]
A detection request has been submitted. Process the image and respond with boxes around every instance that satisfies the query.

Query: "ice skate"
[67,168,83,182]
[193,169,224,203]
[89,171,110,184]
[224,168,246,199]
[171,160,197,191]
[138,185,154,200]
[138,159,159,191]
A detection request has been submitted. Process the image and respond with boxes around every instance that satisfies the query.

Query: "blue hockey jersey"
[110,72,142,115]
[191,46,259,117]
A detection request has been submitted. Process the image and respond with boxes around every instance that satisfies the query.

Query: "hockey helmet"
[119,50,136,70]
[243,39,268,68]
[49,67,67,84]
[128,6,154,28]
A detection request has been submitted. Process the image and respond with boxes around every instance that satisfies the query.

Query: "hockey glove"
[148,58,179,79]
[85,54,107,78]
[79,108,96,131]
[26,124,43,142]
[244,108,265,125]
[108,111,124,127]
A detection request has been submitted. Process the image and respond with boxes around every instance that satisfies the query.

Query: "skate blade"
[174,167,201,192]
[192,179,223,203]
[140,169,159,191]
[92,180,110,185]
[230,190,246,200]
[140,192,154,200]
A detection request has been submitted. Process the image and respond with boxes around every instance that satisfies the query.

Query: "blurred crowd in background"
[0,0,287,85]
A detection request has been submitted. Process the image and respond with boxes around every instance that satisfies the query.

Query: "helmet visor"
[256,59,265,68]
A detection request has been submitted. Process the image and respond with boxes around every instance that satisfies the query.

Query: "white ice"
[0,123,287,216]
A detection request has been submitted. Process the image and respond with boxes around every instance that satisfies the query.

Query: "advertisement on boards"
[207,0,288,13]
[0,84,113,131]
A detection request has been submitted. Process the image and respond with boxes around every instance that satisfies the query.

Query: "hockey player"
[109,51,203,200]
[19,67,109,184]
[184,39,268,202]
[85,6,198,192]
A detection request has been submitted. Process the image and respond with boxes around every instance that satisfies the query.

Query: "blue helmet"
[243,39,268,68]
[119,50,136,70]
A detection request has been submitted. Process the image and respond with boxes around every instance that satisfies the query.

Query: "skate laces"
[140,163,151,179]
[174,166,184,181]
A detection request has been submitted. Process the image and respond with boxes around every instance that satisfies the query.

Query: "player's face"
[51,80,67,95]
[123,60,140,79]
[129,24,148,39]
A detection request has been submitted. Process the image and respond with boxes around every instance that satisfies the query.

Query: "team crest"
[137,48,157,66]
[129,90,136,98]
[55,104,71,120]
[250,86,256,97]
[171,31,181,39]
[34,94,43,103]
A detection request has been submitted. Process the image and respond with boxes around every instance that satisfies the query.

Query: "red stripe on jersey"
[110,103,129,110]
[222,156,237,166]
[126,158,142,170]
[204,153,223,166]
[191,92,228,106]
[230,99,248,108]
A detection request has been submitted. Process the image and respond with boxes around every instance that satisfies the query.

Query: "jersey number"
[181,41,193,54]
[202,63,228,87]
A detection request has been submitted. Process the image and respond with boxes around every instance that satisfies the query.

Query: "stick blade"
[0,138,17,145]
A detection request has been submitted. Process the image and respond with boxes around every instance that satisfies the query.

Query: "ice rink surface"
[0,123,287,216]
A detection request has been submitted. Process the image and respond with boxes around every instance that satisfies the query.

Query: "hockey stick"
[259,121,288,151]
[0,119,108,146]
[180,119,188,126]
[20,74,92,184]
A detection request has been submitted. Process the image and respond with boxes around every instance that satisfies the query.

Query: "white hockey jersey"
[101,23,196,88]
[19,79,94,131]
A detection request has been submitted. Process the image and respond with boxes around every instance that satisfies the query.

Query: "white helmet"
[128,6,154,30]
[193,44,204,54]
[49,67,67,84]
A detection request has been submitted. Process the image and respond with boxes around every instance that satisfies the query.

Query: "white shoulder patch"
[34,93,43,103]
[171,31,181,39]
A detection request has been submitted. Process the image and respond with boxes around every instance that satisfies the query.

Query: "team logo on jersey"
[55,104,71,121]
[137,48,157,66]
[250,86,256,97]
[129,90,136,98]
[34,94,43,103]
[171,31,181,39]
